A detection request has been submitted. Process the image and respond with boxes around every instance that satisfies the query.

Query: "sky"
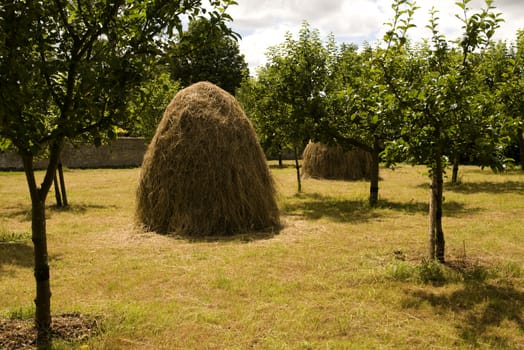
[227,0,524,73]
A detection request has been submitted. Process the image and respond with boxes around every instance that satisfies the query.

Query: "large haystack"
[302,142,372,180]
[136,82,280,236]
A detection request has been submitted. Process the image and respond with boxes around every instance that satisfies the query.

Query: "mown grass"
[0,164,523,349]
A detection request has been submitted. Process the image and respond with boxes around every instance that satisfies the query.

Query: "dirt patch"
[0,313,99,349]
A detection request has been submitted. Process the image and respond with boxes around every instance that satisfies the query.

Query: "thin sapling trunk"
[369,147,380,207]
[451,153,460,184]
[294,146,302,192]
[428,155,446,262]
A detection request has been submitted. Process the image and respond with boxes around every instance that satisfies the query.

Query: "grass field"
[0,163,523,349]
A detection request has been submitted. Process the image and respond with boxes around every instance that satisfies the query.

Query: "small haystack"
[302,142,372,180]
[136,82,280,236]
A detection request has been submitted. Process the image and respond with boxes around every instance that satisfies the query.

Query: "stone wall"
[0,137,147,170]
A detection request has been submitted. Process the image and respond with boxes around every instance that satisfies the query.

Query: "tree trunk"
[518,127,524,171]
[20,139,63,347]
[369,148,380,207]
[22,155,52,346]
[451,153,460,184]
[428,175,437,260]
[278,152,283,168]
[57,162,68,206]
[32,196,52,346]
[429,156,445,262]
[53,172,62,207]
[294,146,302,192]
[435,156,445,262]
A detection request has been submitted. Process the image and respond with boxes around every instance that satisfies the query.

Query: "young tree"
[262,22,336,192]
[0,0,236,345]
[320,0,416,206]
[387,0,503,261]
[448,40,512,183]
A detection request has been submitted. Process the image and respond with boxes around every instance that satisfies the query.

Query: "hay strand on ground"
[136,82,280,236]
[302,142,371,180]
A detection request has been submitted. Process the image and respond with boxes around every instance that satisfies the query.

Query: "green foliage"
[383,0,419,48]
[170,17,248,95]
[237,76,289,158]
[389,0,506,171]
[239,22,337,191]
[263,22,335,149]
[320,0,418,205]
[492,31,524,169]
[455,0,504,54]
[378,0,508,260]
[0,0,239,341]
[0,0,238,157]
[126,71,180,141]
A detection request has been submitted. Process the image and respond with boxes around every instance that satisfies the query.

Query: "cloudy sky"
[227,0,524,72]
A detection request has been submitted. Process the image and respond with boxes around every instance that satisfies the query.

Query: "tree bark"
[20,139,63,347]
[57,162,68,206]
[22,155,52,346]
[53,172,62,207]
[451,153,460,184]
[428,176,437,260]
[435,155,445,262]
[369,148,380,207]
[294,146,302,193]
[429,156,445,262]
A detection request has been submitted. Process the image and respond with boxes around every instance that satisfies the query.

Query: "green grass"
[0,164,523,349]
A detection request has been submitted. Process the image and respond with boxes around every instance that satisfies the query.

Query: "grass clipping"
[302,142,371,180]
[136,82,280,236]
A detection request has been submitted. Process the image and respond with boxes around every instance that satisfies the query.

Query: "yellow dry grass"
[0,163,523,349]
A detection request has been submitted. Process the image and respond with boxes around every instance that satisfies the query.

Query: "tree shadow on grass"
[49,203,118,214]
[282,193,478,222]
[446,180,524,194]
[282,192,379,223]
[406,276,524,348]
[1,205,32,221]
[1,203,117,222]
[0,242,33,276]
[379,199,480,217]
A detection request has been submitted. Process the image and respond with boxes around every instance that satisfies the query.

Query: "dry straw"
[136,82,280,236]
[302,142,372,180]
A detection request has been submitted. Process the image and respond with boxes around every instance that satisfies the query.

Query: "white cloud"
[238,24,298,70]
[230,0,524,72]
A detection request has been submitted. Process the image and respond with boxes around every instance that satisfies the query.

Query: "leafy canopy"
[0,0,238,156]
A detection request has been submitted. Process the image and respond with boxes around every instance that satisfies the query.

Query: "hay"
[302,142,372,180]
[136,82,280,236]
